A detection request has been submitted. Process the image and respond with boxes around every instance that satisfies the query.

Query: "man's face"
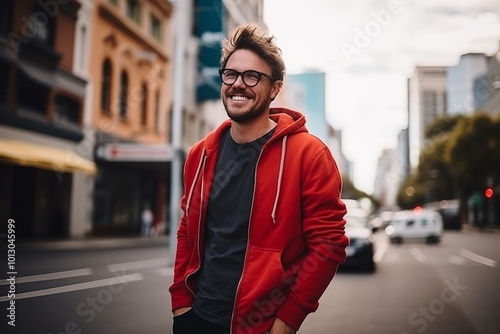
[221,49,282,124]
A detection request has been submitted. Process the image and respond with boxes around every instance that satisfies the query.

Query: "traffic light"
[485,187,494,199]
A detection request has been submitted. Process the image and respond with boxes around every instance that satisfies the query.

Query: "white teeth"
[231,96,248,101]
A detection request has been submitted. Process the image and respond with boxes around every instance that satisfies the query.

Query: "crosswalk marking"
[0,268,93,285]
[106,257,168,273]
[460,249,497,267]
[0,273,144,302]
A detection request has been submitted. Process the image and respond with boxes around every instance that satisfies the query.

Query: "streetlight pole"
[168,0,187,267]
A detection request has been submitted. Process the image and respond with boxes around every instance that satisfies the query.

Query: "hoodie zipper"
[229,148,265,333]
[184,153,207,297]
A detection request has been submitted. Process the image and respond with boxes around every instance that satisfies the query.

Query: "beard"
[222,94,269,124]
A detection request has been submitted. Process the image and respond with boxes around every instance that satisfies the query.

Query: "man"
[170,23,348,334]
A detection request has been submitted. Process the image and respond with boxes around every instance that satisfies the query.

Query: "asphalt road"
[0,229,499,334]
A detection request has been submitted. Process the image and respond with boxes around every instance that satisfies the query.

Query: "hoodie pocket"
[239,247,293,312]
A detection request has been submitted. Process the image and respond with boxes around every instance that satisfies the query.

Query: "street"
[1,230,499,334]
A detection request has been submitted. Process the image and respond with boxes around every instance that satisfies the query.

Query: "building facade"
[408,66,447,168]
[88,0,174,235]
[483,41,500,116]
[447,53,489,115]
[0,0,96,238]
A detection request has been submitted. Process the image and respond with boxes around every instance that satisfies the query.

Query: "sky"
[263,0,500,194]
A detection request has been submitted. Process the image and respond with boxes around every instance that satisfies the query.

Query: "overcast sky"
[263,0,500,194]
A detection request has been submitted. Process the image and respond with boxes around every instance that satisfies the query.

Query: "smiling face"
[221,49,282,124]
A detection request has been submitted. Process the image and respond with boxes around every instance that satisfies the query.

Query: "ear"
[270,80,283,102]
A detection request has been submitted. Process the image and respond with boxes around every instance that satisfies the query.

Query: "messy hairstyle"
[220,23,286,81]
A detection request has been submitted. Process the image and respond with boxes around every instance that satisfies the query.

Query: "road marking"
[409,247,427,263]
[0,273,143,302]
[447,255,467,265]
[373,240,388,263]
[0,268,92,285]
[158,267,174,276]
[107,257,168,273]
[460,249,497,267]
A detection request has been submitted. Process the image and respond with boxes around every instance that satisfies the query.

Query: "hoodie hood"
[185,107,310,224]
[203,107,308,155]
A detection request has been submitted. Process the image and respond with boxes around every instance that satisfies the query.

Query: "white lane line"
[447,255,467,265]
[409,247,427,263]
[460,249,497,267]
[0,268,92,286]
[373,240,388,263]
[158,267,174,277]
[106,257,168,273]
[0,273,143,303]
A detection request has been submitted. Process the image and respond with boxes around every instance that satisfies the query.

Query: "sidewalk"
[15,235,169,251]
[461,223,500,235]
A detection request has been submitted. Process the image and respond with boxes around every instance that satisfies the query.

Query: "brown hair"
[220,23,286,81]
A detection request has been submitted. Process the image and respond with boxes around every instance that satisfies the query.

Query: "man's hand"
[173,307,192,317]
[268,317,296,334]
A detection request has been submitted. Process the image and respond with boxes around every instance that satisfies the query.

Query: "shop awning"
[0,139,96,175]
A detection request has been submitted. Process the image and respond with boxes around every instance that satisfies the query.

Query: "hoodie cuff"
[275,293,318,331]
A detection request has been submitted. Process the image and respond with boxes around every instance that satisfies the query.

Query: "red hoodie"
[169,107,349,333]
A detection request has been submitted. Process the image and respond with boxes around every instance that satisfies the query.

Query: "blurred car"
[385,208,443,244]
[368,210,395,232]
[342,214,376,273]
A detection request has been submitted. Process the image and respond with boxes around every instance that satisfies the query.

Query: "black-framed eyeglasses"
[219,68,275,87]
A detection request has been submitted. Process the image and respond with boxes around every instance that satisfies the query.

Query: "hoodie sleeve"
[276,145,349,330]
[169,145,204,312]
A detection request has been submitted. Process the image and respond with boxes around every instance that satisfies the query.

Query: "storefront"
[0,136,96,238]
[93,142,173,236]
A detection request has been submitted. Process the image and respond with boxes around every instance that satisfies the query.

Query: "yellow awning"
[0,139,97,175]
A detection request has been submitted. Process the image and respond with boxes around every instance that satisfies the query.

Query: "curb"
[13,235,169,251]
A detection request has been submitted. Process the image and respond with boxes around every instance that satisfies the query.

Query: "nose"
[231,74,247,88]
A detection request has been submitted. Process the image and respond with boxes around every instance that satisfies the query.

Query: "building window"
[0,63,12,108]
[150,14,161,42]
[30,4,55,46]
[126,0,141,24]
[0,0,13,38]
[78,25,87,71]
[141,83,148,126]
[423,90,437,129]
[101,59,112,112]
[54,95,81,127]
[17,73,50,117]
[154,91,160,132]
[119,71,129,119]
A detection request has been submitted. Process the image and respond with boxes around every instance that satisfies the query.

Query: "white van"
[385,209,443,244]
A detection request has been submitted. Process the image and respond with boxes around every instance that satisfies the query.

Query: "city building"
[285,72,329,143]
[483,41,500,116]
[407,66,447,168]
[373,149,399,207]
[0,0,96,238]
[194,0,266,137]
[447,53,489,115]
[327,126,352,181]
[89,0,174,234]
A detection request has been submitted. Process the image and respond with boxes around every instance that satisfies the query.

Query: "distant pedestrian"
[141,205,153,237]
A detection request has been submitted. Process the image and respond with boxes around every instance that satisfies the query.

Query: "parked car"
[385,208,443,244]
[342,214,376,273]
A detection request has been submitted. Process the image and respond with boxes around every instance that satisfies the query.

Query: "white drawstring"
[271,136,287,224]
[185,149,206,216]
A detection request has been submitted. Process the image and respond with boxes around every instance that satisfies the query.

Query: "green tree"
[397,115,460,209]
[341,176,380,209]
[445,113,500,188]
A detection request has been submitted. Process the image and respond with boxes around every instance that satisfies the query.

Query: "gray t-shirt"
[193,128,274,328]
